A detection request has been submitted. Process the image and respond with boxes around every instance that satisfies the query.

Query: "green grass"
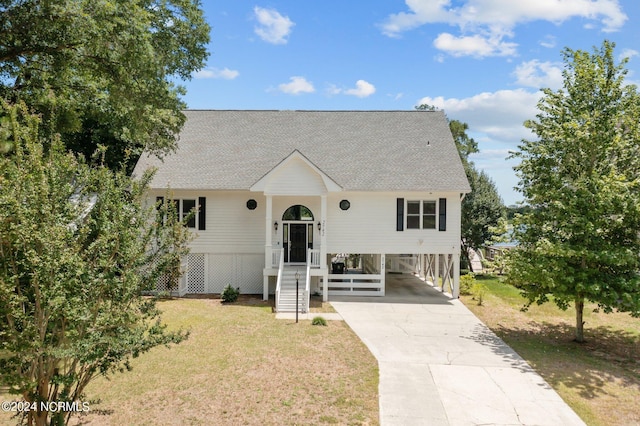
[1,297,378,426]
[462,275,640,426]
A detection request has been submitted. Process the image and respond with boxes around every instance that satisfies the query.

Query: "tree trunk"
[461,242,474,273]
[575,297,585,343]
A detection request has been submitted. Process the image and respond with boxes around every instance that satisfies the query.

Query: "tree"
[0,0,210,170]
[461,166,504,271]
[416,104,504,270]
[0,102,192,425]
[508,40,640,342]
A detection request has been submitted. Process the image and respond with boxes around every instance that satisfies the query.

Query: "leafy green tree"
[508,41,640,342]
[461,166,504,271]
[416,104,503,270]
[0,0,210,170]
[0,102,192,425]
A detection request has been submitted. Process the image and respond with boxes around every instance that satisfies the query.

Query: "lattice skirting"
[186,253,206,293]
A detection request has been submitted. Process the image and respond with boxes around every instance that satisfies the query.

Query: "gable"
[251,150,341,195]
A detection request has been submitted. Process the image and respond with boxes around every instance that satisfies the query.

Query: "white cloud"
[344,80,376,98]
[254,6,294,44]
[381,0,627,57]
[328,80,377,98]
[619,48,639,61]
[417,89,540,143]
[539,35,557,49]
[513,60,563,89]
[278,76,315,95]
[434,33,517,57]
[417,88,543,205]
[193,67,239,80]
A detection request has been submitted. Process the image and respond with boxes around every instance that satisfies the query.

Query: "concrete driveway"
[330,274,586,426]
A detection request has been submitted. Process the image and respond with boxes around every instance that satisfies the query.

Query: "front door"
[289,224,307,263]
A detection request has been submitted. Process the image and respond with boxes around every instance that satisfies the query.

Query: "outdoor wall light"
[317,221,321,231]
[246,199,257,210]
[339,199,350,210]
[274,221,278,231]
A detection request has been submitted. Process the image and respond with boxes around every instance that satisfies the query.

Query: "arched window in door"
[282,205,314,263]
[282,205,314,221]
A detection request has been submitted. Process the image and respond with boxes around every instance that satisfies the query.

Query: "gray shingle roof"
[133,110,471,192]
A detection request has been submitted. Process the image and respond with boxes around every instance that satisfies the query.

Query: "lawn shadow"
[492,321,640,400]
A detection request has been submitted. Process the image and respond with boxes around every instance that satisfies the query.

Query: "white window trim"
[175,198,199,230]
[406,200,437,230]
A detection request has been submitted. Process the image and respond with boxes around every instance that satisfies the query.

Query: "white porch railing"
[308,248,321,269]
[274,248,285,309]
[304,248,321,312]
[327,273,384,296]
[271,248,282,268]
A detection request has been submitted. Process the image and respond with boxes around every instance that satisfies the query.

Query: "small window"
[406,200,436,230]
[157,197,203,230]
[182,199,196,228]
[407,201,421,229]
[423,201,436,229]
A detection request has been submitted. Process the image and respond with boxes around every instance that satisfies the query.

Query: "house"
[133,110,471,312]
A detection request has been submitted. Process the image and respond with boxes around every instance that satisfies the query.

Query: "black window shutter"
[156,197,164,224]
[396,198,404,231]
[438,198,447,231]
[198,197,206,230]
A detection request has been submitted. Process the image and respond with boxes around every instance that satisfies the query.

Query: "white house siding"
[151,190,267,294]
[325,191,462,255]
[149,189,462,295]
[261,156,329,196]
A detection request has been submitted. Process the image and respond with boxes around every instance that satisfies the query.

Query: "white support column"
[321,195,328,302]
[435,254,440,291]
[322,272,328,302]
[320,195,327,269]
[453,252,460,298]
[264,195,272,300]
[380,253,386,296]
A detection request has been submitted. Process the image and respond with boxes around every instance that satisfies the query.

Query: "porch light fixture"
[274,221,278,231]
[339,199,350,210]
[246,199,257,210]
[317,221,321,231]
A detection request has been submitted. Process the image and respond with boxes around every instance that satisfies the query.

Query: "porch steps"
[278,267,307,313]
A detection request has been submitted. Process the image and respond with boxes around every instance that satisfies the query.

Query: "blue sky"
[180,0,640,206]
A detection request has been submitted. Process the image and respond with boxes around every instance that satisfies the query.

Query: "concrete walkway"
[330,274,586,426]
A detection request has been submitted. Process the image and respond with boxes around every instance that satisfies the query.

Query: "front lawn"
[1,297,379,426]
[461,275,640,426]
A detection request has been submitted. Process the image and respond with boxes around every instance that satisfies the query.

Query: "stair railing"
[305,248,321,313]
[274,248,284,312]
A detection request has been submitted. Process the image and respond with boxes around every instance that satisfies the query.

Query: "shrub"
[311,316,327,326]
[221,285,240,303]
[459,273,476,296]
[472,282,487,306]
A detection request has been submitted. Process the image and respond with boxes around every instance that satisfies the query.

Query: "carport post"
[380,254,385,296]
[452,254,460,298]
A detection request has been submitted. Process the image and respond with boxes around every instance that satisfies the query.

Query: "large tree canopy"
[0,0,209,169]
[0,102,192,426]
[508,40,640,342]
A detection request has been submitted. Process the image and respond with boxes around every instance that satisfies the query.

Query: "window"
[156,197,206,230]
[406,200,436,230]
